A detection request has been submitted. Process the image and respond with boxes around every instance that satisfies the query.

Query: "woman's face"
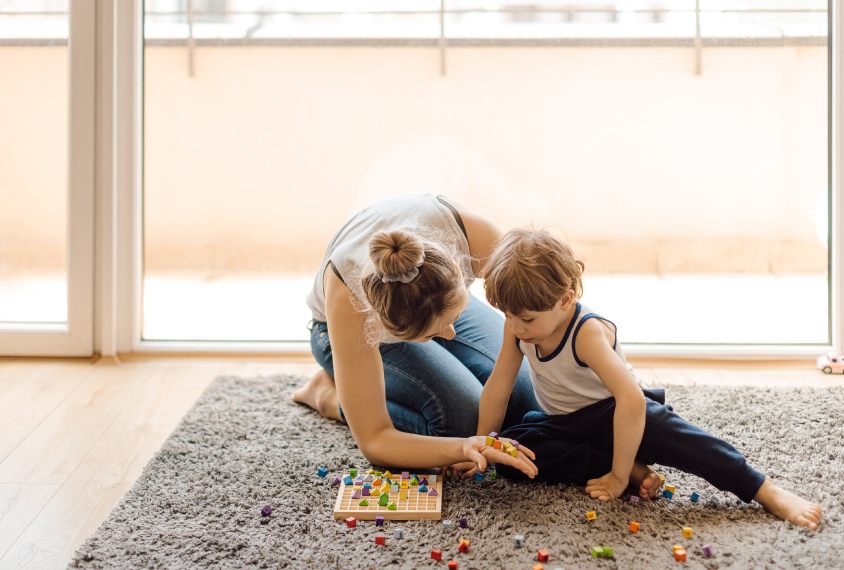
[415,292,469,342]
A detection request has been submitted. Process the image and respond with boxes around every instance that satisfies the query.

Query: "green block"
[374,471,382,477]
[379,493,390,506]
[603,547,613,558]
[358,498,369,506]
[489,472,498,480]
[445,469,452,478]
[349,468,357,478]
[387,501,397,510]
[410,479,419,486]
[592,547,604,558]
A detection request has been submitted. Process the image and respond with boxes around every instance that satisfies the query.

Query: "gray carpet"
[69,375,844,569]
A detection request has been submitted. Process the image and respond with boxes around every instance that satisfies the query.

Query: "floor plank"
[0,363,95,467]
[0,362,39,400]
[0,363,219,570]
[0,363,160,486]
[0,485,59,561]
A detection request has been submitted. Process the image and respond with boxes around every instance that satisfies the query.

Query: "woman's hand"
[450,436,538,479]
[584,471,629,501]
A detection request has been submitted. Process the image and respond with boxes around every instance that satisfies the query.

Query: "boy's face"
[503,290,575,345]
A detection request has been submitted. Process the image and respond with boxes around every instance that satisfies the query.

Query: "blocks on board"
[701,544,713,556]
[363,475,374,483]
[447,561,458,570]
[366,469,375,475]
[349,468,357,478]
[663,490,674,499]
[420,477,429,485]
[345,517,357,528]
[374,471,382,477]
[682,527,693,538]
[343,476,353,486]
[362,488,370,496]
[690,492,700,502]
[629,496,639,503]
[419,485,428,493]
[358,498,369,506]
[378,493,390,506]
[537,548,550,562]
[373,478,382,487]
[428,488,438,497]
[375,516,384,526]
[380,484,390,494]
[400,481,409,489]
[429,474,437,483]
[393,528,404,539]
[354,477,363,486]
[458,517,468,528]
[399,490,408,500]
[363,483,372,489]
[458,539,470,553]
[384,470,393,479]
[410,476,420,486]
[443,520,453,530]
[674,548,687,562]
[391,484,399,493]
[375,535,385,545]
[317,467,328,478]
[586,511,597,521]
[431,549,442,560]
[401,471,410,480]
[351,490,362,500]
[629,521,640,532]
[514,535,524,547]
[370,488,380,497]
[387,501,397,510]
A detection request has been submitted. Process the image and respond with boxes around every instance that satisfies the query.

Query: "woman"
[293,193,539,476]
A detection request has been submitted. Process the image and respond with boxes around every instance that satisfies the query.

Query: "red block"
[448,561,458,570]
[674,549,687,562]
[458,539,469,553]
[345,517,356,528]
[431,550,442,560]
[537,548,550,562]
[375,536,385,545]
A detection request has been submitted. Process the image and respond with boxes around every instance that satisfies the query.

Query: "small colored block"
[458,539,469,553]
[533,565,544,570]
[672,545,684,553]
[410,477,419,486]
[457,470,464,479]
[391,484,399,493]
[354,477,363,486]
[511,440,520,450]
[375,535,385,545]
[419,477,429,485]
[507,447,518,457]
[629,521,640,532]
[370,488,380,497]
[691,492,700,502]
[485,436,495,445]
[343,476,353,485]
[427,488,437,496]
[514,534,524,547]
[363,475,374,483]
[375,516,384,526]
[682,527,693,537]
[701,544,713,556]
[393,528,404,539]
[458,517,468,528]
[399,490,408,499]
[317,467,328,478]
[387,502,397,510]
[592,547,604,558]
[445,469,452,478]
[629,495,639,503]
[261,505,272,517]
[384,478,392,486]
[489,471,498,480]
[663,489,674,499]
[384,470,393,479]
[488,432,499,438]
[378,493,389,506]
[400,481,409,489]
[380,484,390,494]
[448,561,458,570]
[537,548,549,562]
[429,474,437,482]
[351,490,362,500]
[603,548,614,558]
[431,549,442,560]
[373,478,382,486]
[401,471,409,479]
[345,517,356,528]
[349,468,357,477]
[665,485,676,494]
[419,485,428,493]
[709,496,721,505]
[659,473,665,483]
[493,440,503,450]
[366,469,375,475]
[474,472,484,482]
[674,549,687,562]
[332,475,342,486]
[361,488,370,496]
[443,520,452,529]
[358,498,369,506]
[503,442,513,451]
[586,511,597,521]
[363,483,372,489]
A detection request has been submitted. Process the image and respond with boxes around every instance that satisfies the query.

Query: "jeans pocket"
[313,322,330,351]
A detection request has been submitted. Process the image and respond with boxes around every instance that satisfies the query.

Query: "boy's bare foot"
[629,462,663,501]
[291,369,345,423]
[753,476,822,530]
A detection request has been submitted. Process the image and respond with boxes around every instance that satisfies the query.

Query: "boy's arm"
[477,326,525,437]
[575,319,647,500]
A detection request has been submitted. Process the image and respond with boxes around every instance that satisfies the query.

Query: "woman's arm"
[575,319,647,500]
[324,269,536,474]
[476,325,524,437]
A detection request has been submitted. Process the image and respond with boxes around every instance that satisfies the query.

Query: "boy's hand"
[451,436,538,479]
[585,472,629,501]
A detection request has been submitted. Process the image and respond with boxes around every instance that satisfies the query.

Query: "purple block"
[352,490,362,500]
[629,496,639,503]
[428,488,438,497]
[488,432,499,439]
[332,475,342,486]
[701,545,713,556]
[457,470,464,479]
[362,488,370,496]
[511,440,520,450]
[401,471,410,479]
[375,516,385,527]
[354,477,363,486]
[420,477,429,485]
[261,505,272,517]
[458,517,468,528]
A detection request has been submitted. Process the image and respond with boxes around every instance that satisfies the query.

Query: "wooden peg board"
[333,475,443,520]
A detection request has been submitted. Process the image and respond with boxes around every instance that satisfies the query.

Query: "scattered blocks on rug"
[682,526,693,537]
[474,472,484,482]
[443,520,452,530]
[586,511,597,521]
[533,565,543,570]
[332,475,342,486]
[702,544,713,556]
[458,539,469,553]
[659,474,665,483]
[489,471,498,480]
[343,476,353,486]
[375,535,385,545]
[431,549,442,560]
[537,548,549,562]
[514,535,524,547]
[447,561,458,570]
[663,490,674,500]
[393,528,404,539]
[349,468,357,478]
[375,516,384,526]
[630,496,639,503]
[709,496,721,506]
[672,545,683,553]
[317,467,328,478]
[674,548,687,562]
[345,517,356,528]
[458,517,468,528]
[691,492,700,502]
[629,521,640,532]
[457,470,464,479]
[591,547,604,558]
[665,485,676,494]
[261,505,272,517]
[446,469,452,478]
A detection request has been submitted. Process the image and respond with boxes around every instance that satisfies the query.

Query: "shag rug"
[69,375,844,569]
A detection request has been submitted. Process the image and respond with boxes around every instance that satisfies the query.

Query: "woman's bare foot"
[629,462,663,501]
[753,476,822,530]
[291,369,344,423]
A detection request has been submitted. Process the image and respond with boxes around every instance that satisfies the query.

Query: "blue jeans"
[309,294,542,437]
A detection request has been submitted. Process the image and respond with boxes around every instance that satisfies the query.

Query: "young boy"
[475,227,821,529]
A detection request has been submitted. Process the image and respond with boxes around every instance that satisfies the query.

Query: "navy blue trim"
[515,337,521,349]
[535,303,581,362]
[572,314,619,368]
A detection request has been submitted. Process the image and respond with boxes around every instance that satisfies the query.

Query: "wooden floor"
[0,356,841,570]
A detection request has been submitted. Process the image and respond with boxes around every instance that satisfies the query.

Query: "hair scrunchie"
[377,254,425,284]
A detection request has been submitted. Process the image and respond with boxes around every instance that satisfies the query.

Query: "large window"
[141,0,830,347]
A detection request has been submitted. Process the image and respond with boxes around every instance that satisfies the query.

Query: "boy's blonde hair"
[483,227,584,314]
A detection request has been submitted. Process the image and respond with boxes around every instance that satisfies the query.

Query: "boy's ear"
[559,290,576,311]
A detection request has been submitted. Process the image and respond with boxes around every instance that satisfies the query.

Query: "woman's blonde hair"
[483,227,584,314]
[361,229,469,341]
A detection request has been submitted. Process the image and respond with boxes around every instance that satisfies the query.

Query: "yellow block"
[672,545,683,553]
[370,489,381,497]
[682,527,693,538]
[400,490,408,499]
[665,485,676,494]
[587,511,597,521]
[380,484,390,494]
[485,436,495,446]
[659,474,666,483]
[384,471,393,479]
[401,481,409,489]
[507,447,518,457]
[366,469,375,475]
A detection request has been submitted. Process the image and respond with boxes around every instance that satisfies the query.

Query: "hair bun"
[369,230,425,277]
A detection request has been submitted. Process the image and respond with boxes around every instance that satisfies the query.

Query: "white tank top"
[306,194,475,344]
[518,303,626,415]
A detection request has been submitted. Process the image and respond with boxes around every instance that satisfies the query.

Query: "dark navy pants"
[498,389,766,503]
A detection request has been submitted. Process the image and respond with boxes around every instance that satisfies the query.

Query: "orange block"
[431,550,442,560]
[674,549,687,562]
[533,565,544,570]
[629,521,640,532]
[493,440,503,450]
[448,561,458,570]
[537,548,550,562]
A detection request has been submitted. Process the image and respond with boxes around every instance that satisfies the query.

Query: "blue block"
[662,489,674,499]
[343,476,353,485]
[690,492,700,502]
[419,485,428,493]
[363,483,372,489]
[474,472,484,482]
[317,467,328,478]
